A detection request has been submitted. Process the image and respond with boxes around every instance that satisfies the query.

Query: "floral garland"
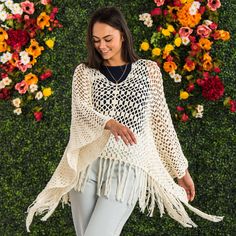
[139,0,235,122]
[0,0,62,121]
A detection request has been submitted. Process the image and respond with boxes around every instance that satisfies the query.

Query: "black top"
[99,63,132,84]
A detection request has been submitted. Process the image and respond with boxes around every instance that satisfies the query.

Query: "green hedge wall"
[0,0,235,235]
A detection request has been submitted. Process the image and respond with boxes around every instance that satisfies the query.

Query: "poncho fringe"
[25,60,224,232]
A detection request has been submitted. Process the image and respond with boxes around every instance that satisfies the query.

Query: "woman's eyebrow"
[92,34,113,39]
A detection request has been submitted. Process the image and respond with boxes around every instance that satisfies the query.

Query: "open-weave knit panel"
[25,59,224,232]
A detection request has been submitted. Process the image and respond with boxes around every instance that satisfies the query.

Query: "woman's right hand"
[105,119,137,146]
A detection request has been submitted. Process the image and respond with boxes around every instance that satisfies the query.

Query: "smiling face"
[92,22,124,63]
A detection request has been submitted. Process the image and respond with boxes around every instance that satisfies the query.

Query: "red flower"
[23,18,40,38]
[201,76,224,100]
[0,88,11,100]
[40,69,53,80]
[199,6,206,14]
[186,83,195,92]
[6,29,30,51]
[229,100,236,112]
[34,111,43,121]
[214,67,221,73]
[150,8,162,16]
[181,113,189,122]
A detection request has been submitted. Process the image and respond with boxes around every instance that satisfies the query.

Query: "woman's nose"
[98,40,107,49]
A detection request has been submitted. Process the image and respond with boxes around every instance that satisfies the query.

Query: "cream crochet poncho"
[25,59,224,232]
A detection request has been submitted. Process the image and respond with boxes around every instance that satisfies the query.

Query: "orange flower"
[163,61,177,72]
[203,52,212,62]
[219,30,230,41]
[202,60,213,71]
[0,27,8,41]
[177,3,201,28]
[37,12,50,30]
[199,38,213,50]
[0,41,7,52]
[26,39,44,58]
[24,73,39,85]
[183,60,196,72]
[9,52,19,66]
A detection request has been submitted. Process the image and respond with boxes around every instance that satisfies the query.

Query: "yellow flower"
[167,24,175,33]
[162,29,171,37]
[45,38,55,49]
[43,87,52,97]
[152,48,161,56]
[140,42,149,51]
[164,44,174,52]
[174,37,182,47]
[180,91,189,100]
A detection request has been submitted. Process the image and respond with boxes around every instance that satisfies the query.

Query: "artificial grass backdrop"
[0,0,235,235]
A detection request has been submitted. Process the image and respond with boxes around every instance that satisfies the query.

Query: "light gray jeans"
[68,158,138,236]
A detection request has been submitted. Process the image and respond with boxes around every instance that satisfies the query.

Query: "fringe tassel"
[72,158,224,229]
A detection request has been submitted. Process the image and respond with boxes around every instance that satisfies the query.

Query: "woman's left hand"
[177,169,195,202]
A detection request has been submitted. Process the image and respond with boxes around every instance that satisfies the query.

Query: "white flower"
[181,37,190,45]
[0,80,5,89]
[191,1,201,9]
[2,76,12,86]
[0,3,5,11]
[20,51,31,65]
[140,13,151,21]
[0,10,7,22]
[35,91,43,100]
[169,71,176,79]
[29,84,38,93]
[204,20,213,26]
[195,112,203,118]
[189,6,197,15]
[0,23,9,29]
[174,74,182,83]
[144,19,153,27]
[12,98,21,107]
[4,0,13,9]
[13,107,22,115]
[0,51,12,63]
[11,3,23,15]
[196,104,204,113]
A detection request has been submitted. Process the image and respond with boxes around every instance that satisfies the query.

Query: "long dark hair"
[82,6,140,69]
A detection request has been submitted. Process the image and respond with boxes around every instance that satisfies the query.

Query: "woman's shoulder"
[136,58,160,71]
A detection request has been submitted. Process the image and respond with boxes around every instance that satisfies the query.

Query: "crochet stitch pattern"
[25,59,224,232]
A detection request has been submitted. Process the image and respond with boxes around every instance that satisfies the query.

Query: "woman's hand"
[105,119,137,146]
[177,169,195,202]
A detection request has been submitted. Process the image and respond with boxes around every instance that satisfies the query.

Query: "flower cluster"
[139,0,234,122]
[0,0,62,121]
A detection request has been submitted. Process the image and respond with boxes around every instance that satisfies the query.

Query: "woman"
[26,6,224,236]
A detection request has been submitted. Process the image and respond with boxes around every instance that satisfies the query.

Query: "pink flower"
[207,0,221,11]
[197,25,212,38]
[15,61,32,73]
[179,27,193,38]
[15,80,29,94]
[209,22,218,30]
[154,0,165,7]
[181,113,189,122]
[20,1,35,15]
[41,0,51,5]
[176,106,185,112]
[150,8,162,16]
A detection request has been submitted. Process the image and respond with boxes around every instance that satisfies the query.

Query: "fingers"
[112,123,137,146]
